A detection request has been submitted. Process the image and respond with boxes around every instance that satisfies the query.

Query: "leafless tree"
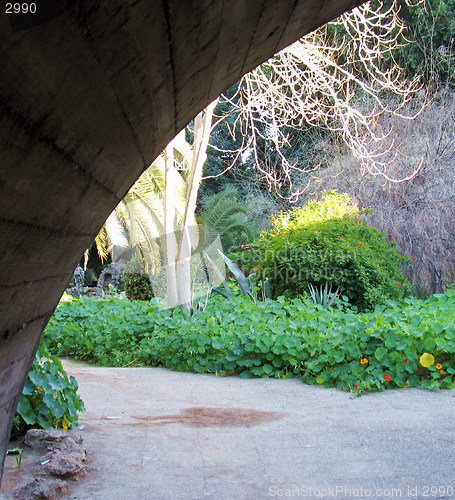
[206,0,426,202]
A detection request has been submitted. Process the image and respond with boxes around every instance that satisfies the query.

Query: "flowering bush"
[257,190,410,310]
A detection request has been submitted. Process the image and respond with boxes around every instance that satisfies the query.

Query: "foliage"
[123,253,154,301]
[41,290,455,392]
[201,89,247,198]
[211,251,271,303]
[227,248,262,276]
[396,0,454,86]
[256,191,411,311]
[6,448,23,470]
[12,345,85,440]
[308,282,341,308]
[198,185,257,251]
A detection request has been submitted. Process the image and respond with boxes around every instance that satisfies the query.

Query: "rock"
[44,450,86,478]
[66,265,85,297]
[73,266,84,294]
[82,286,104,298]
[25,430,80,454]
[2,430,86,499]
[24,430,86,478]
[9,478,69,499]
[96,259,126,289]
[65,286,80,298]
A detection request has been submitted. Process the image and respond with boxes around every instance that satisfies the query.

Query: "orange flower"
[37,386,44,392]
[253,265,260,268]
[391,237,396,241]
[410,256,416,259]
[360,358,368,365]
[383,373,392,382]
[403,359,408,363]
[353,384,359,389]
[358,242,364,246]
[435,363,442,370]
[440,370,446,374]
[397,282,403,285]
[338,236,344,240]
[354,221,360,224]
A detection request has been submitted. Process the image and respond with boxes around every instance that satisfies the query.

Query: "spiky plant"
[308,282,341,309]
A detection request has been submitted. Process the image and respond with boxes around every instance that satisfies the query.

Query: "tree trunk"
[176,99,218,310]
[164,144,179,307]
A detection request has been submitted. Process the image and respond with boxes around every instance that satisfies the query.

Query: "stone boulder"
[96,259,126,290]
[24,429,86,478]
[66,265,85,297]
[9,478,69,500]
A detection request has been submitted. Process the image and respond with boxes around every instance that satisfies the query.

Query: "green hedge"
[41,290,455,392]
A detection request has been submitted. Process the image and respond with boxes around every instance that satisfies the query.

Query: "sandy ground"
[3,359,455,499]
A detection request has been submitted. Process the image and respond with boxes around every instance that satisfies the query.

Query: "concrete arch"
[0,0,365,478]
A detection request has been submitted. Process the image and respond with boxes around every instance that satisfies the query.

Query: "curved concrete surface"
[30,361,455,499]
[0,0,367,480]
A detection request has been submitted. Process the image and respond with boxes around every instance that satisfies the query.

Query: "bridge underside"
[0,0,364,479]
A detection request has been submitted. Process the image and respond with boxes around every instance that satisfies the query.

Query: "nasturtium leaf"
[16,397,35,425]
[48,376,68,391]
[374,347,388,361]
[423,338,436,351]
[28,371,48,388]
[22,380,35,396]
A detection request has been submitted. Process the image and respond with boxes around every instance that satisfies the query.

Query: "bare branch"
[208,0,427,201]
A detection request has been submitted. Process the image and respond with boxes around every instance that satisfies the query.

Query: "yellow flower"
[360,358,368,365]
[419,352,434,368]
[435,363,442,370]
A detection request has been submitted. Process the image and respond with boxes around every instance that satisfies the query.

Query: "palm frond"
[94,225,110,262]
[199,186,257,250]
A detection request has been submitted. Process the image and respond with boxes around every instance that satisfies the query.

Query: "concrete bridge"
[0,0,364,480]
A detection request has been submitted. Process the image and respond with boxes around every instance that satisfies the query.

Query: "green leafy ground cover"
[42,290,455,392]
[12,345,85,439]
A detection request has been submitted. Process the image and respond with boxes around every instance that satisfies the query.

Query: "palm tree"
[198,185,256,251]
[96,100,219,310]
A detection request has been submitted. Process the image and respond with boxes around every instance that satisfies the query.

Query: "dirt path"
[10,360,455,500]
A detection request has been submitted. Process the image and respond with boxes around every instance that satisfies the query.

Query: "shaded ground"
[4,360,455,500]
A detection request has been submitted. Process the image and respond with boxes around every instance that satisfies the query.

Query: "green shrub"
[42,290,455,392]
[256,191,410,310]
[12,345,85,439]
[123,254,154,301]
